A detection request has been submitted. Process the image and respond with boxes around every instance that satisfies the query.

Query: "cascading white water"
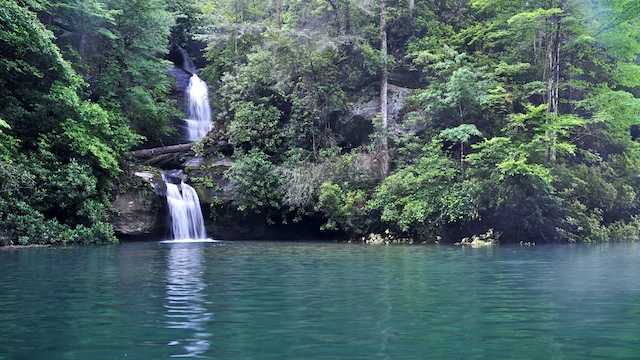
[184,75,213,142]
[164,176,207,240]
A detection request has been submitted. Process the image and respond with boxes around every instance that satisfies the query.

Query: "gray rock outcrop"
[110,171,165,238]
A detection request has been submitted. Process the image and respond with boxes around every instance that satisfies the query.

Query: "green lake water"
[1,241,639,359]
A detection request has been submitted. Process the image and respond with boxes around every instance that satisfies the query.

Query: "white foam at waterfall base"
[164,180,211,242]
[160,239,219,243]
[184,75,212,142]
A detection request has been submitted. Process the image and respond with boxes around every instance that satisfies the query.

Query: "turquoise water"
[1,241,640,359]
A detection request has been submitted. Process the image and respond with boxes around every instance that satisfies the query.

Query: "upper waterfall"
[184,74,213,142]
[176,46,197,75]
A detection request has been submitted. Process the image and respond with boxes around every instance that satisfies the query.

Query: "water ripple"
[2,242,640,359]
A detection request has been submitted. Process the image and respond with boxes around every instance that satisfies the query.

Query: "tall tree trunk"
[407,0,414,34]
[325,0,342,35]
[235,27,239,70]
[344,2,351,35]
[380,0,389,179]
[546,10,560,162]
[272,0,282,65]
[408,0,414,20]
[234,0,241,71]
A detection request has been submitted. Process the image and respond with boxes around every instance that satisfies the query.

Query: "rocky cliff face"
[332,84,413,150]
[110,171,165,239]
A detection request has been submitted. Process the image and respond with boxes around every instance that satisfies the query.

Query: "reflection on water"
[164,243,212,357]
[2,242,640,359]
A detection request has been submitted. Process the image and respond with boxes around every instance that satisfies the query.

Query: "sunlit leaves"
[0,0,150,244]
[613,63,640,87]
[578,86,640,132]
[0,0,74,79]
[316,181,367,231]
[368,141,473,237]
[228,101,282,153]
[440,123,483,144]
[507,7,564,25]
[226,149,283,214]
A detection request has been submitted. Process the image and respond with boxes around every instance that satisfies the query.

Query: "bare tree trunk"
[533,31,537,65]
[379,0,389,179]
[271,0,282,65]
[234,27,239,70]
[234,0,241,71]
[405,0,414,36]
[408,0,414,25]
[546,10,560,162]
[325,0,342,34]
[344,2,351,35]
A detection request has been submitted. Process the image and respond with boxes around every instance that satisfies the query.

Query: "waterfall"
[184,74,212,142]
[163,174,207,241]
[170,44,213,142]
[176,46,197,75]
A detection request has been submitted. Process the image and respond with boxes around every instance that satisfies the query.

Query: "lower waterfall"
[163,174,208,241]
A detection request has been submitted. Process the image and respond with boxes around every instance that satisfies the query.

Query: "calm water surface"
[1,241,639,359]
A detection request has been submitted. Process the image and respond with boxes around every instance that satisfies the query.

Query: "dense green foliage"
[0,0,182,244]
[199,0,640,243]
[2,0,640,244]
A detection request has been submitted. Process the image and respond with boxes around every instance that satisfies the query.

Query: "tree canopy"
[2,0,640,244]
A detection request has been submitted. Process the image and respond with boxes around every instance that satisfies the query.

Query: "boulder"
[110,171,165,238]
[455,229,502,247]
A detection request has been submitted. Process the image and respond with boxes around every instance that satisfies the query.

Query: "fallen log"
[142,153,179,168]
[131,143,194,158]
